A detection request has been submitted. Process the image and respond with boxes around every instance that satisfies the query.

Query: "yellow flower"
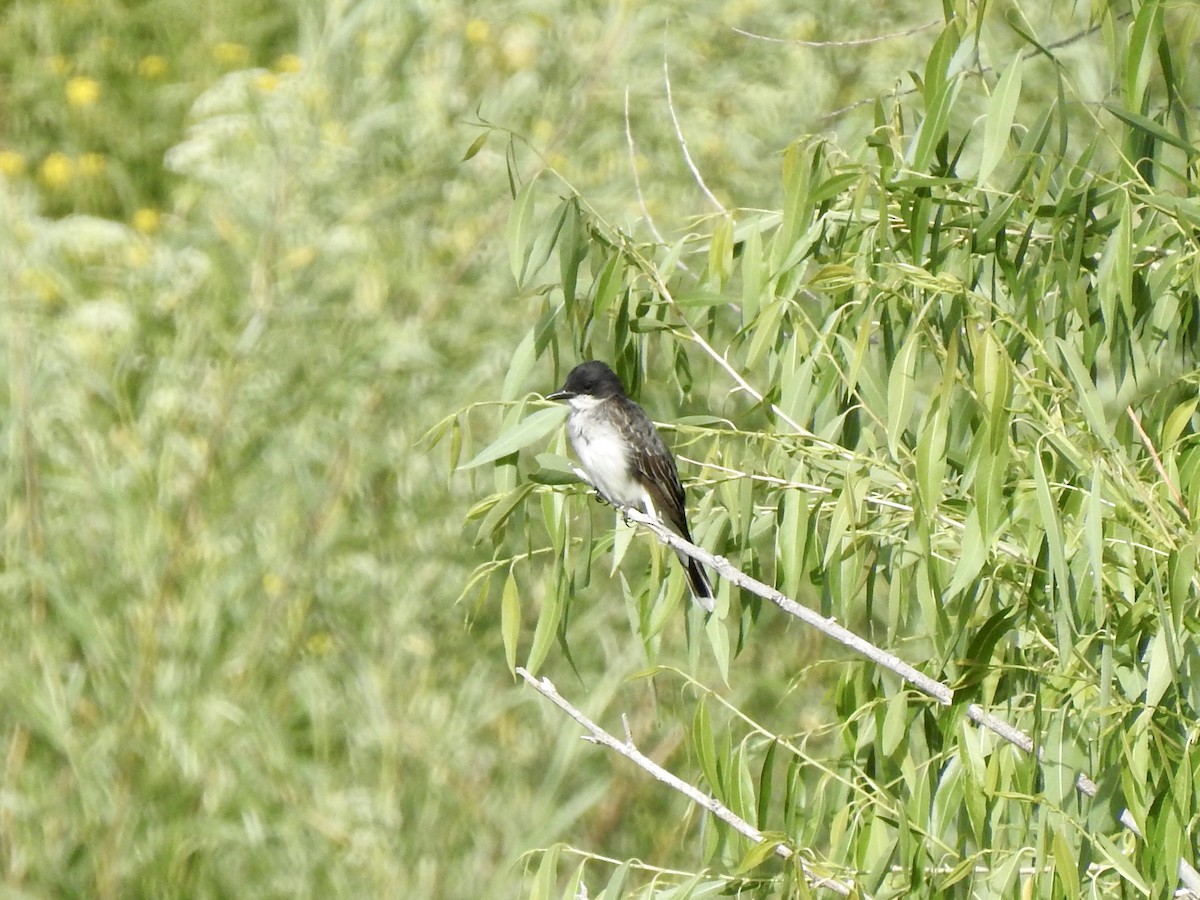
[465,19,490,45]
[66,76,101,108]
[22,270,61,305]
[305,632,334,656]
[0,151,27,177]
[138,55,168,79]
[132,208,160,234]
[39,152,74,190]
[79,153,105,177]
[254,72,278,93]
[274,53,302,73]
[213,41,249,67]
[262,572,285,597]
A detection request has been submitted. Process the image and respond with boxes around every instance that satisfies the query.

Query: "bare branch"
[515,667,854,896]
[662,40,725,213]
[732,20,940,48]
[624,87,669,248]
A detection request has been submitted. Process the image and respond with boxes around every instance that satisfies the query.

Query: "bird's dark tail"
[678,551,714,612]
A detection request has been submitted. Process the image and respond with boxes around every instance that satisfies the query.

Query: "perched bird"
[548,361,714,611]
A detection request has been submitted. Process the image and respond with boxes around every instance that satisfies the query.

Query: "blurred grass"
[0,0,1126,895]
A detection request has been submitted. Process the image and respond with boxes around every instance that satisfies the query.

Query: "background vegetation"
[2,0,1198,897]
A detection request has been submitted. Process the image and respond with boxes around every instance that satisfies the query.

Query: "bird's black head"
[548,360,626,401]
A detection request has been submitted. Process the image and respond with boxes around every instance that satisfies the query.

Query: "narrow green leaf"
[810,171,862,204]
[923,22,960,100]
[779,487,804,599]
[955,605,1017,694]
[1124,0,1161,111]
[525,579,563,676]
[501,570,520,672]
[1032,447,1069,602]
[972,193,1017,248]
[945,508,986,599]
[746,299,786,369]
[459,406,567,470]
[886,331,920,459]
[1085,469,1105,625]
[474,483,535,544]
[823,469,858,570]
[1005,103,1054,193]
[449,417,463,471]
[558,198,583,305]
[1093,831,1150,893]
[757,739,778,830]
[610,513,635,575]
[598,859,631,900]
[558,862,585,900]
[938,857,980,891]
[591,253,623,320]
[1102,196,1134,326]
[693,698,722,795]
[1103,103,1198,156]
[978,54,1023,185]
[909,78,962,173]
[734,837,785,874]
[502,328,537,401]
[915,395,948,511]
[708,214,734,287]
[728,745,756,824]
[462,130,489,161]
[524,198,571,288]
[1162,398,1197,450]
[1144,627,1173,708]
[1055,337,1111,441]
[673,290,728,307]
[740,219,764,322]
[530,844,561,900]
[508,179,537,285]
[881,691,907,756]
[1052,827,1080,899]
[706,610,730,684]
[773,140,811,267]
[972,327,1012,441]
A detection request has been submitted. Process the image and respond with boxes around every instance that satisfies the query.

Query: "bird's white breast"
[565,396,649,510]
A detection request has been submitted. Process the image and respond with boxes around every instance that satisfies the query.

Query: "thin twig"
[662,38,725,213]
[732,19,940,48]
[1126,405,1188,518]
[818,13,1126,124]
[515,667,854,896]
[624,87,669,248]
[612,505,1200,895]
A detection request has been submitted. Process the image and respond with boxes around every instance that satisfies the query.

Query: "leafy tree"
[457,2,1200,896]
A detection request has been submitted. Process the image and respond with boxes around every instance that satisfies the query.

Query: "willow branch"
[515,667,853,896]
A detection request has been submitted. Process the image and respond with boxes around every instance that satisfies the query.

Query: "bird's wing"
[621,398,692,539]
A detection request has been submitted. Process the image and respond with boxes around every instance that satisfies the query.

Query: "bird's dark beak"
[547,388,572,401]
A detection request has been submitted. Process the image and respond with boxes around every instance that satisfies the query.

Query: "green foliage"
[0,0,297,217]
[460,1,1200,896]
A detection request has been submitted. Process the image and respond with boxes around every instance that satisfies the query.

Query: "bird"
[547,360,714,611]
